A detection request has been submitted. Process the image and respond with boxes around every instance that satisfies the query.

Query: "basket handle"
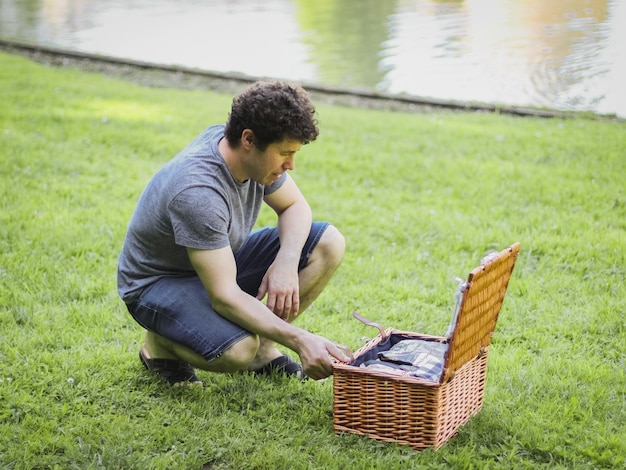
[352,311,388,340]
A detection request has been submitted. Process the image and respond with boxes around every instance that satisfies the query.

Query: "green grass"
[0,51,624,469]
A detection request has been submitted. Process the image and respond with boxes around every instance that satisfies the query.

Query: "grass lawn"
[0,51,624,469]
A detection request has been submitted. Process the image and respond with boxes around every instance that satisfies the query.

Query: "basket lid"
[441,242,520,382]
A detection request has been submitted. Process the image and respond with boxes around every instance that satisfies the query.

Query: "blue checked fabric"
[362,339,448,382]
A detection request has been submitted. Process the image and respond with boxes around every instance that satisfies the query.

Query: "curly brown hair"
[224,81,319,151]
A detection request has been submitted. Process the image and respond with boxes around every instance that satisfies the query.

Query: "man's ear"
[241,129,255,150]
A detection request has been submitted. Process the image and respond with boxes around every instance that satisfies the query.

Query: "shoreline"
[1,38,618,120]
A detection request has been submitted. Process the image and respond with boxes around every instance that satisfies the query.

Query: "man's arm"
[187,246,349,379]
[259,174,313,319]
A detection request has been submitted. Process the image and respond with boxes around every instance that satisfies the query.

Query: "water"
[1,0,624,117]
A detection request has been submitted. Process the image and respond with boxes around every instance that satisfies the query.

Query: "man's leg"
[142,330,259,372]
[292,224,345,316]
[128,276,260,380]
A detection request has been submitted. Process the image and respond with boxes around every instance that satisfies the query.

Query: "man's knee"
[316,224,345,267]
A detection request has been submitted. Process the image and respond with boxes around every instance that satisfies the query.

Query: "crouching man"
[117,81,350,386]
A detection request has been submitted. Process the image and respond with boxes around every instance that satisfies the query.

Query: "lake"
[0,0,624,117]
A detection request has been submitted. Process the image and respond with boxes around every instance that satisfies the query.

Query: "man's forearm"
[212,285,307,350]
[275,199,312,264]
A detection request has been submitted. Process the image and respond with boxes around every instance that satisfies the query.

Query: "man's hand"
[261,175,311,322]
[257,258,300,321]
[295,333,353,380]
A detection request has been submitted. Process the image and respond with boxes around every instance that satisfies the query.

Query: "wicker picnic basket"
[332,242,521,450]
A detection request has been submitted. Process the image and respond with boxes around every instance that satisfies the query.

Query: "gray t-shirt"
[117,125,286,302]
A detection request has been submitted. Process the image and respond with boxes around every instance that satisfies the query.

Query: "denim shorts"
[126,222,329,362]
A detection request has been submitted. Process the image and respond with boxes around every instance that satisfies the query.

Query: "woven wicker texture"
[442,242,520,381]
[333,345,489,449]
[332,242,520,450]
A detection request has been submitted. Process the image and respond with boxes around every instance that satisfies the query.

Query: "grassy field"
[0,51,624,469]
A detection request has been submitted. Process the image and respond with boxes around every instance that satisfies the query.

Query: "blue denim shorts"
[126,222,329,362]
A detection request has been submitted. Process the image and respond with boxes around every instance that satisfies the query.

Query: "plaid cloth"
[361,339,448,382]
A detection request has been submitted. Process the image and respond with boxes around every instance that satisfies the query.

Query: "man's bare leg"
[142,330,259,372]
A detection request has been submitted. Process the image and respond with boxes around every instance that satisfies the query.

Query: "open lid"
[441,242,520,382]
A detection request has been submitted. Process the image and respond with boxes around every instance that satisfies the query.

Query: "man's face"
[251,139,302,185]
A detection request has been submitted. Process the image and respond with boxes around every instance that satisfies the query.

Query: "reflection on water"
[0,0,624,116]
[295,0,397,90]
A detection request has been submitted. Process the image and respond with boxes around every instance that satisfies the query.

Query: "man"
[117,81,350,386]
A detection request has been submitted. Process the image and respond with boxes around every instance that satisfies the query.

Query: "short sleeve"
[168,186,231,250]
